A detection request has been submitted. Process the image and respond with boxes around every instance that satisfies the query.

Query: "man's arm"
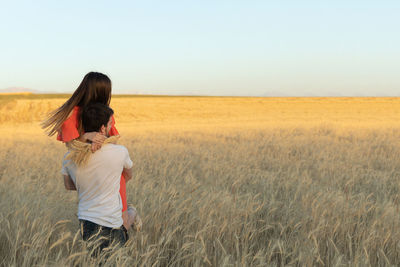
[122,167,132,182]
[122,146,134,182]
[122,147,133,182]
[61,152,76,190]
[64,175,77,190]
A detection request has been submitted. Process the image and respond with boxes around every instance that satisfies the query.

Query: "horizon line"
[1,91,399,98]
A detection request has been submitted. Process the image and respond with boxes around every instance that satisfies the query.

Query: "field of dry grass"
[1,95,400,266]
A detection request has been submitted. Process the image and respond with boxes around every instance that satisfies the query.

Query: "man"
[61,103,133,253]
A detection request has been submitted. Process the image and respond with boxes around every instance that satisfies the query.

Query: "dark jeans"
[79,219,128,256]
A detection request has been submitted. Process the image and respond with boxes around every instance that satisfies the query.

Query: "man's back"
[62,143,133,228]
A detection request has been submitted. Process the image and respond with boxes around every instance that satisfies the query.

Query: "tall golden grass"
[1,96,400,266]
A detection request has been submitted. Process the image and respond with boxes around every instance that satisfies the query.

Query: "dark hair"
[82,103,114,133]
[42,72,112,136]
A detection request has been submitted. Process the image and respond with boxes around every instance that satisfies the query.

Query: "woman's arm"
[79,132,106,152]
[58,106,114,152]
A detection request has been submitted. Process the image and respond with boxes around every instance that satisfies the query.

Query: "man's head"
[82,103,114,136]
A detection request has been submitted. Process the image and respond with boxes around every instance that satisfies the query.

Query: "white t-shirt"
[61,144,133,228]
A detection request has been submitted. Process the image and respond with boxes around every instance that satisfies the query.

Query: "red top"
[57,106,119,142]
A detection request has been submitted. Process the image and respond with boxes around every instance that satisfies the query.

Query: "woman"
[42,71,141,231]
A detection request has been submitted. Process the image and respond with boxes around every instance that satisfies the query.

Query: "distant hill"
[262,91,345,97]
[0,87,41,94]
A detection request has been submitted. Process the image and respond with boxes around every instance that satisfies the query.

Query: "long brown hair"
[42,72,112,136]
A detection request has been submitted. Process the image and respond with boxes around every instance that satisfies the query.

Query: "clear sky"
[0,0,399,96]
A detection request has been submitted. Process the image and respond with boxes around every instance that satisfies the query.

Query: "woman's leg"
[120,174,127,212]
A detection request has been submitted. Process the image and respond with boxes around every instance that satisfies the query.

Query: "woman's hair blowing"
[41,72,112,136]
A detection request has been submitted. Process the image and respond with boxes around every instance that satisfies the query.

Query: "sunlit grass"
[1,95,400,266]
